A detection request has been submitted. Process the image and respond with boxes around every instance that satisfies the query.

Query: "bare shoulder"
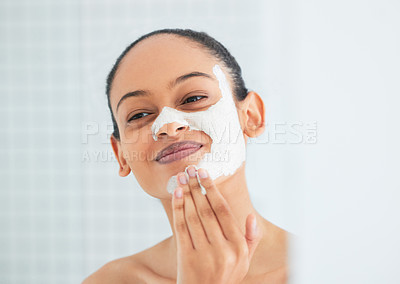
[82,237,174,284]
[81,255,146,284]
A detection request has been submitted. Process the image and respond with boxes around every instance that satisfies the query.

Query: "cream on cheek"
[151,64,246,194]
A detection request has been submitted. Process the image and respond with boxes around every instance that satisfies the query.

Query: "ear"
[239,91,266,138]
[110,135,131,177]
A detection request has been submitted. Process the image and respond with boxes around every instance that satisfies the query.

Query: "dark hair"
[106,28,248,140]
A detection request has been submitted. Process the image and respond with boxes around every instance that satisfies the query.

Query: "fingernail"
[252,217,257,233]
[198,168,208,179]
[187,166,196,177]
[174,187,183,198]
[178,173,187,185]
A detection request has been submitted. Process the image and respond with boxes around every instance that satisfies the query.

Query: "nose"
[156,122,189,139]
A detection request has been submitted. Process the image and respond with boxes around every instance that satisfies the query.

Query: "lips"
[155,141,203,164]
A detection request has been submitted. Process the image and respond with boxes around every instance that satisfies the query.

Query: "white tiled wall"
[6,1,398,283]
[0,1,83,283]
[1,1,298,283]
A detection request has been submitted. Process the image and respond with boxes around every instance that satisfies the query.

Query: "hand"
[172,166,262,284]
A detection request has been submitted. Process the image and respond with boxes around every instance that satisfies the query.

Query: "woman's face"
[109,35,247,199]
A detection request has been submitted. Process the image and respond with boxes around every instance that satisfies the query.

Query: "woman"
[83,29,289,283]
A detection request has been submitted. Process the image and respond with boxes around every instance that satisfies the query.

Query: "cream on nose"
[156,122,188,138]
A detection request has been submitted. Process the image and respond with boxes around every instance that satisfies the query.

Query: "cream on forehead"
[151,64,246,194]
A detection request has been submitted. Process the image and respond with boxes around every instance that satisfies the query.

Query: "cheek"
[200,132,213,151]
[122,129,154,166]
[120,126,143,144]
[124,143,155,192]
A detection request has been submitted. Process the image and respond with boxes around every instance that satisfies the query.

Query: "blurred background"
[1,0,399,283]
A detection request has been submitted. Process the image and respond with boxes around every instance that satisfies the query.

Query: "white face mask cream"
[151,64,246,194]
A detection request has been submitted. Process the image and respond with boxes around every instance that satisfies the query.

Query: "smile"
[156,141,203,164]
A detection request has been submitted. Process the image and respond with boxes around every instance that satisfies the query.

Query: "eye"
[183,95,206,104]
[128,112,150,122]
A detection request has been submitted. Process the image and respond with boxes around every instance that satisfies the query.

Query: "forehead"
[110,35,219,109]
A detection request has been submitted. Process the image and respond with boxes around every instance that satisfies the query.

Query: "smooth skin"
[83,34,290,283]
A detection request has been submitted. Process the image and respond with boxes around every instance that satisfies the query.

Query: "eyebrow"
[116,71,215,113]
[116,90,148,112]
[169,71,214,89]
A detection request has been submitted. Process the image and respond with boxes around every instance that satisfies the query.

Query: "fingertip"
[174,187,183,199]
[198,168,209,179]
[245,214,258,239]
[176,172,188,185]
[252,216,258,235]
[186,165,197,178]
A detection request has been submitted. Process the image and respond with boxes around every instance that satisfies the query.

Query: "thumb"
[245,213,263,260]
